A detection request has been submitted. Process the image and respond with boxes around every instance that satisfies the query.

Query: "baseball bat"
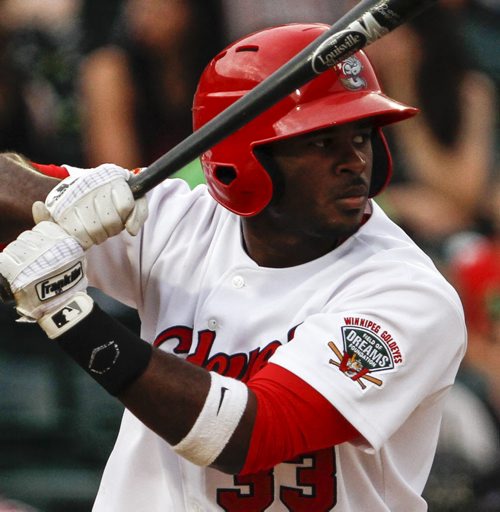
[0,0,436,306]
[128,0,436,197]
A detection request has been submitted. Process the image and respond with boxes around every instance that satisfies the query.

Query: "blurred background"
[0,0,498,510]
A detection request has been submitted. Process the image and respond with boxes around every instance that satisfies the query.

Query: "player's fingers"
[111,180,136,223]
[32,201,52,224]
[74,206,112,247]
[60,182,124,247]
[58,208,94,250]
[93,191,125,238]
[124,197,148,236]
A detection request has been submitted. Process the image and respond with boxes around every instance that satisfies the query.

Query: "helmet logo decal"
[338,56,367,91]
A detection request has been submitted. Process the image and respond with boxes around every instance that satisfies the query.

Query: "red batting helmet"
[193,23,418,216]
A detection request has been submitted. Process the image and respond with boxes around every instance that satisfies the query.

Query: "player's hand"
[32,164,148,250]
[0,222,91,336]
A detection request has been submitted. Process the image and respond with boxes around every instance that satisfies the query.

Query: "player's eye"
[309,138,333,149]
[353,132,371,145]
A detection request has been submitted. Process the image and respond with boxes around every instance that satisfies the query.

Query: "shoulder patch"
[328,317,403,390]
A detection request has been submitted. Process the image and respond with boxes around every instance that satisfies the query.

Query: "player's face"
[261,121,374,243]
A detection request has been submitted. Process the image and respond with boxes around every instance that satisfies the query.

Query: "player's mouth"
[336,196,367,210]
[334,185,369,210]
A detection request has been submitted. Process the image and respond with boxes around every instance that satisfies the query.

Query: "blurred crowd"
[0,0,498,510]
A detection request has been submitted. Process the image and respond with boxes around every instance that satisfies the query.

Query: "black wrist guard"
[56,300,152,396]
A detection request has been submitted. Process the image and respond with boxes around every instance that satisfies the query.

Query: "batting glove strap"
[52,300,152,396]
[38,292,94,339]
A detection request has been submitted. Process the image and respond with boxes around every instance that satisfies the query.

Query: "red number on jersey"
[217,448,337,511]
[217,469,274,511]
[280,449,337,511]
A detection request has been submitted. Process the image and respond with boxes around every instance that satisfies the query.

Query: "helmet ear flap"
[213,165,237,186]
[369,128,392,197]
[253,146,285,206]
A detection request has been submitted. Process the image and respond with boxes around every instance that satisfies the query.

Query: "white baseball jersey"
[80,177,466,511]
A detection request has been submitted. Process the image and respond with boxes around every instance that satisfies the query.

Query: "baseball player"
[0,24,466,511]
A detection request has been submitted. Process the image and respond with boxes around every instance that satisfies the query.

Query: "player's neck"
[241,220,340,268]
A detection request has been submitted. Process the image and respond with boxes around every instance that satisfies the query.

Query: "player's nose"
[333,146,368,177]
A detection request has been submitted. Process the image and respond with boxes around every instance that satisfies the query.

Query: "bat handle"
[0,273,15,306]
[128,173,144,199]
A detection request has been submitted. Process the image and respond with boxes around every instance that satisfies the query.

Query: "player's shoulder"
[356,202,439,269]
[331,207,467,353]
[145,177,231,235]
[351,202,463,306]
[148,178,215,213]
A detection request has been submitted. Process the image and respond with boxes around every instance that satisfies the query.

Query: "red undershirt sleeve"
[242,362,360,475]
[31,163,69,179]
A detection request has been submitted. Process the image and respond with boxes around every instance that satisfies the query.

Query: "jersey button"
[232,275,245,288]
[208,319,218,331]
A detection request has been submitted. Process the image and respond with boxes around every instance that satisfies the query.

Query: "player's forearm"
[53,299,256,474]
[0,152,58,242]
[120,348,257,474]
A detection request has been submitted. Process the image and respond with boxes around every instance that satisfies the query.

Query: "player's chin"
[335,197,367,221]
[323,206,366,238]
[314,216,361,242]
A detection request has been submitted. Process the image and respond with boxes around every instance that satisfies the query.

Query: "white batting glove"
[0,221,93,338]
[32,164,148,250]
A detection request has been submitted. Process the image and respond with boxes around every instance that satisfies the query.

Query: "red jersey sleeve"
[242,363,359,475]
